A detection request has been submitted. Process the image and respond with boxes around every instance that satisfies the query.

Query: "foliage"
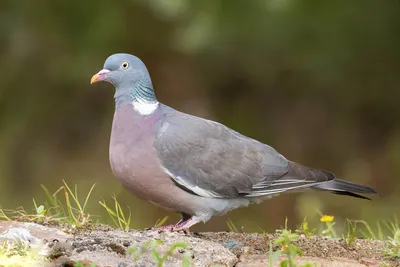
[99,194,131,231]
[383,229,400,258]
[0,181,95,228]
[296,218,316,237]
[154,216,169,228]
[342,219,358,246]
[226,218,239,233]
[320,214,337,238]
[0,237,46,267]
[73,260,97,267]
[271,229,312,267]
[127,240,191,267]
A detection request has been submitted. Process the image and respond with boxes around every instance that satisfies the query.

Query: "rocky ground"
[0,221,398,267]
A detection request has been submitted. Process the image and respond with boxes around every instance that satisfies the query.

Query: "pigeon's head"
[91,53,153,90]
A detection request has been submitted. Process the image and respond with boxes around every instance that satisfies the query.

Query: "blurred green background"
[0,0,399,233]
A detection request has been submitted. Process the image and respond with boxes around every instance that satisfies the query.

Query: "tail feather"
[312,178,376,200]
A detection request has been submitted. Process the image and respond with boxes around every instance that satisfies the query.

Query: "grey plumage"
[91,53,377,231]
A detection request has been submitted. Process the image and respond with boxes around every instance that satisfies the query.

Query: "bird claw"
[170,218,197,234]
[171,226,191,234]
[147,216,198,234]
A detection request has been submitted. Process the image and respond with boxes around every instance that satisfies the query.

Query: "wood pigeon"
[90,53,376,232]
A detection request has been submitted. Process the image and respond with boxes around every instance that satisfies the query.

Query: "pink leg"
[172,216,201,233]
[151,224,176,231]
[149,216,186,231]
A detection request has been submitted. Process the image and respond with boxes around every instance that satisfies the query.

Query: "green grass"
[154,216,169,228]
[127,239,190,267]
[99,194,131,231]
[296,217,316,237]
[61,180,96,227]
[383,229,400,258]
[72,260,97,267]
[0,236,47,267]
[342,219,358,246]
[356,216,399,240]
[0,181,96,229]
[226,218,239,233]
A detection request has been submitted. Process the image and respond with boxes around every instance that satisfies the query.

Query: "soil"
[200,231,388,260]
[58,225,400,266]
[200,232,398,266]
[0,222,399,267]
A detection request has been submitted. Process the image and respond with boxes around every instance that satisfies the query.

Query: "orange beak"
[90,69,110,84]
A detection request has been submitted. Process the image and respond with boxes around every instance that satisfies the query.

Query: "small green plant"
[0,235,46,267]
[0,204,62,226]
[320,215,337,238]
[296,218,316,237]
[0,208,11,221]
[383,229,400,258]
[73,260,97,267]
[268,240,282,266]
[226,218,239,233]
[271,229,312,267]
[356,216,399,240]
[127,243,142,263]
[154,216,169,227]
[61,180,95,227]
[0,240,28,258]
[0,181,95,228]
[150,241,189,267]
[32,201,48,223]
[99,194,131,231]
[128,240,190,267]
[342,219,358,246]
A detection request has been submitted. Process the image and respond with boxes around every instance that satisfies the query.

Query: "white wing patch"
[161,166,223,198]
[247,182,321,197]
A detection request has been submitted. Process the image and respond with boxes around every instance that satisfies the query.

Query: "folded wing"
[155,110,337,198]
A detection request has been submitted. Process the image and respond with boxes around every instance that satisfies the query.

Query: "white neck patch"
[132,99,159,115]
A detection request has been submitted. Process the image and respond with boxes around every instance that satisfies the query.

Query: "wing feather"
[155,106,334,198]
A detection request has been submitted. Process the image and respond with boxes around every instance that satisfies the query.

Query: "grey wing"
[155,113,332,198]
[247,162,334,197]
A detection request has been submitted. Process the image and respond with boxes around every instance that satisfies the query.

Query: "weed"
[271,228,313,267]
[73,260,97,267]
[356,216,399,240]
[268,240,282,266]
[61,180,95,227]
[320,214,337,238]
[0,204,62,226]
[127,243,141,263]
[154,216,169,227]
[128,240,190,267]
[151,241,188,267]
[0,234,46,267]
[0,181,96,230]
[226,218,239,233]
[99,194,131,231]
[342,219,358,246]
[0,208,11,221]
[296,218,316,237]
[383,229,400,258]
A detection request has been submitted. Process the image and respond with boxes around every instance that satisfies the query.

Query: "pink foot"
[150,224,175,231]
[172,217,200,234]
[148,215,201,234]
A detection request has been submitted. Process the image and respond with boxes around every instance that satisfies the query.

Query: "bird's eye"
[121,62,129,69]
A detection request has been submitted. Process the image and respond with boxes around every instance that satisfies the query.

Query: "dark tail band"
[312,179,377,200]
